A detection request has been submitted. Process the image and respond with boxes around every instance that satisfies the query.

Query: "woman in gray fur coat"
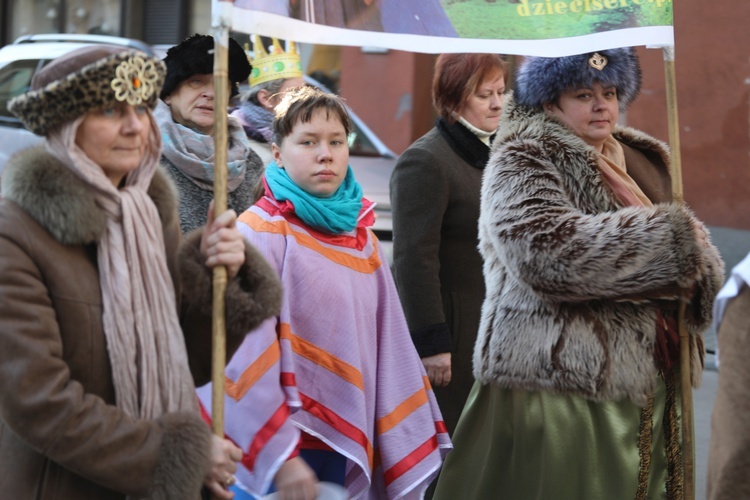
[434,48,724,499]
[0,45,282,500]
[156,34,265,233]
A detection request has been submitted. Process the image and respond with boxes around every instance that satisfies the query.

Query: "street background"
[694,225,750,500]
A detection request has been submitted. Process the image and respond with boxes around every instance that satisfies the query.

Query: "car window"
[348,123,379,157]
[0,59,45,120]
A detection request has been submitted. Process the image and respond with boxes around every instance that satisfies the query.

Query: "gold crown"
[247,36,303,87]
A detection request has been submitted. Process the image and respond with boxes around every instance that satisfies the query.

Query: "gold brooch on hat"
[248,35,303,87]
[588,52,608,71]
[111,55,160,105]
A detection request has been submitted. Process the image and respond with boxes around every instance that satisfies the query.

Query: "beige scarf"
[597,136,685,499]
[597,136,653,209]
[45,111,198,419]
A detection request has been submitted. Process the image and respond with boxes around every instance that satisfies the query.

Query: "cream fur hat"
[8,45,165,136]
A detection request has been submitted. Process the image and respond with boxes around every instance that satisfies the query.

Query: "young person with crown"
[232,36,306,166]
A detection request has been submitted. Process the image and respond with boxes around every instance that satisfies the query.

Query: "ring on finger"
[225,475,236,487]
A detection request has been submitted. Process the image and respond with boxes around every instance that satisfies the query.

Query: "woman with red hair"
[390,53,508,437]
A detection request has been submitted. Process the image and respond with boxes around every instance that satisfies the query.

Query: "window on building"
[8,0,122,40]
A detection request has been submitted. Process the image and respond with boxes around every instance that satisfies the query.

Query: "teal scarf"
[265,162,363,234]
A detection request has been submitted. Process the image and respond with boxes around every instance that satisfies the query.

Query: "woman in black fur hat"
[434,48,724,499]
[1,44,282,499]
[155,34,265,234]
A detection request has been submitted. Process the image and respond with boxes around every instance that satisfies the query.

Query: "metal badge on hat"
[588,52,608,71]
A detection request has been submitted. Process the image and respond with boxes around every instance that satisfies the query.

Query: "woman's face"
[272,108,350,198]
[544,81,619,151]
[458,69,506,133]
[75,103,151,187]
[164,73,228,135]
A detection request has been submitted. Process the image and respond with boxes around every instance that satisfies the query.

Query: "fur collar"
[1,146,177,245]
[493,93,671,214]
[436,117,493,170]
[497,92,669,165]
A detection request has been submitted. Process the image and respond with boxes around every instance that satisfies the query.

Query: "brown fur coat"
[474,95,724,406]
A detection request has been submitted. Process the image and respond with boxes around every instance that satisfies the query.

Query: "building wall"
[339,47,436,155]
[189,0,210,35]
[4,0,121,40]
[627,3,750,230]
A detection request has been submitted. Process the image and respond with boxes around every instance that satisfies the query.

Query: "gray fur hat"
[9,45,165,136]
[160,34,251,100]
[515,47,641,112]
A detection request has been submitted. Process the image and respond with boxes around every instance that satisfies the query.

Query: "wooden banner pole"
[664,44,694,500]
[210,3,230,496]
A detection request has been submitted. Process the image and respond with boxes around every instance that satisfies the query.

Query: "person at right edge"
[434,47,724,499]
[707,250,750,499]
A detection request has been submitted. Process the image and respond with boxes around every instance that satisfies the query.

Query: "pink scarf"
[45,111,198,419]
[597,136,653,209]
[597,136,679,374]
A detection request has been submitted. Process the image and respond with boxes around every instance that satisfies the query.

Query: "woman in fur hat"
[0,45,282,500]
[156,34,265,233]
[433,48,725,499]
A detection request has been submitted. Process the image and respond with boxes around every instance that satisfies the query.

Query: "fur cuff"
[666,204,725,331]
[663,204,718,290]
[687,228,725,332]
[179,229,283,385]
[411,323,453,358]
[663,204,723,388]
[139,411,211,499]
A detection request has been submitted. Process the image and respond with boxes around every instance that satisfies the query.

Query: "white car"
[0,35,396,257]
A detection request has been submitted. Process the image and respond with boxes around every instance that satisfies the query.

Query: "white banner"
[227,0,674,56]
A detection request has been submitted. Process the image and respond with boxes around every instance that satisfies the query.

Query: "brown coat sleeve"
[0,202,211,499]
[150,168,283,386]
[178,228,283,386]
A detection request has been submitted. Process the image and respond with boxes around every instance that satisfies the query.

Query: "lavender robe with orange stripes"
[200,195,452,499]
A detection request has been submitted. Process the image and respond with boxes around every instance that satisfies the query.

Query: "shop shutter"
[142,0,188,45]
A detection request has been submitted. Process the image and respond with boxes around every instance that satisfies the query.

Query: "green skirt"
[434,378,679,500]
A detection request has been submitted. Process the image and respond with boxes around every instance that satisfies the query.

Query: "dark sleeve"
[178,228,283,386]
[389,138,453,357]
